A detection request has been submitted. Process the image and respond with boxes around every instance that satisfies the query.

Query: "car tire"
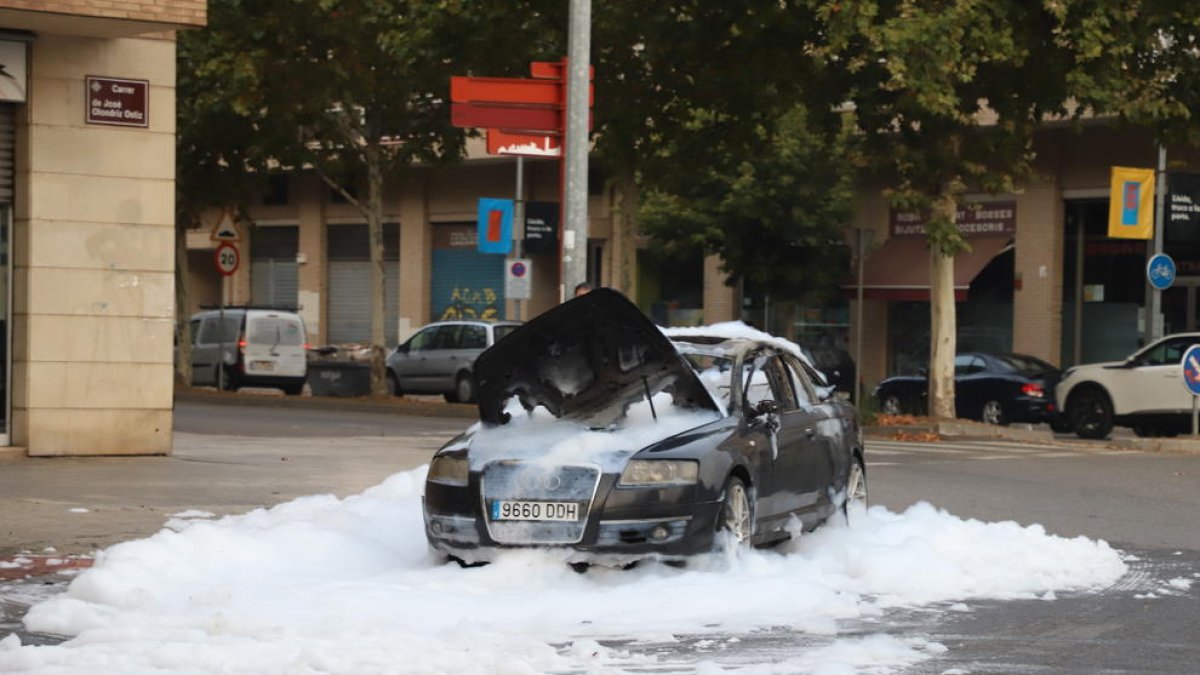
[1049,416,1072,434]
[980,400,1008,426]
[717,476,754,546]
[841,455,868,525]
[880,394,904,416]
[1132,424,1154,438]
[281,382,304,396]
[387,372,403,397]
[453,372,475,404]
[1067,386,1114,440]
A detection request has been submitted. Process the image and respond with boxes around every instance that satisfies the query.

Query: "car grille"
[481,461,600,544]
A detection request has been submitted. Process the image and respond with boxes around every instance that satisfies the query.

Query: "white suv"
[188,308,309,395]
[1056,333,1200,439]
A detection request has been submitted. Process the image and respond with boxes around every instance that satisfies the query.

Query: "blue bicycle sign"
[1147,253,1176,290]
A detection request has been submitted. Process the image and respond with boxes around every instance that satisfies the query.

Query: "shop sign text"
[890,200,1016,237]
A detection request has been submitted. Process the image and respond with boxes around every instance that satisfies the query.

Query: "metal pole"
[854,228,865,406]
[1146,144,1167,344]
[1193,394,1198,436]
[1074,216,1084,365]
[514,156,525,321]
[563,0,591,296]
[217,276,226,391]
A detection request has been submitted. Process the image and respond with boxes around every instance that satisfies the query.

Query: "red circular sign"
[511,261,527,278]
[214,242,240,277]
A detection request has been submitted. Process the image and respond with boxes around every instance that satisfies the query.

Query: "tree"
[638,105,856,306]
[812,0,1103,418]
[178,0,549,394]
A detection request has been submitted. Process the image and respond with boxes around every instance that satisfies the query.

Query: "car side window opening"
[782,356,816,408]
[189,319,202,345]
[1138,338,1197,367]
[197,316,240,345]
[434,325,464,350]
[408,327,437,351]
[461,325,487,349]
[742,355,796,412]
[954,354,985,376]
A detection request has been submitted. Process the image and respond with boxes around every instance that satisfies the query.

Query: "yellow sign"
[1108,166,1155,240]
[209,211,242,242]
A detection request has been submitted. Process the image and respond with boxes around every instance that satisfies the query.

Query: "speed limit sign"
[214,242,240,276]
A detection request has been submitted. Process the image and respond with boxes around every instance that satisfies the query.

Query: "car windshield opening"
[249,317,303,346]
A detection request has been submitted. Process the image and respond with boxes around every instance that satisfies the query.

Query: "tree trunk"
[611,169,639,296]
[366,143,388,396]
[174,221,193,387]
[927,196,958,419]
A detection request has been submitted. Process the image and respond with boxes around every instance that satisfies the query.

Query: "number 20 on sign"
[215,242,240,276]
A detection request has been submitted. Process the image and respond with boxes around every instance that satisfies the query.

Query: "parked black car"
[422,288,866,567]
[873,352,1060,425]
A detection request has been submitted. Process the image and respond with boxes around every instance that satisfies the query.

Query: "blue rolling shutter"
[431,249,506,322]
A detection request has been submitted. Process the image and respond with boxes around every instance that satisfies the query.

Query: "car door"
[190,317,213,384]
[391,326,439,392]
[742,354,829,527]
[426,324,466,391]
[953,354,989,418]
[775,355,838,521]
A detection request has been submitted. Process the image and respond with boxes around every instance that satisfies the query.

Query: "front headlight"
[619,459,699,487]
[428,455,469,486]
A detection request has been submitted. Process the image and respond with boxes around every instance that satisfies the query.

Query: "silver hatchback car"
[386,320,521,402]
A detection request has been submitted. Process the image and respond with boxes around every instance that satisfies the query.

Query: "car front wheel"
[842,456,868,525]
[1068,386,1114,440]
[718,476,753,546]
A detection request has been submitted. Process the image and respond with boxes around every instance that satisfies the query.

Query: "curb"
[865,420,1200,455]
[173,387,479,419]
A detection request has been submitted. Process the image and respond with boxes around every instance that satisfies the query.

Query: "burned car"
[422,288,866,565]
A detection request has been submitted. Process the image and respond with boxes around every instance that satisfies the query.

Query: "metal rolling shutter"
[0,104,13,203]
[250,226,299,309]
[431,248,506,322]
[327,223,400,345]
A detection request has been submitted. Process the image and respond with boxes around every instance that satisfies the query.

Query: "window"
[189,319,202,345]
[197,317,240,345]
[461,325,487,349]
[433,325,464,350]
[1136,338,1197,367]
[782,356,816,407]
[742,355,796,411]
[248,317,304,346]
[954,355,986,376]
[408,327,437,351]
[494,324,519,343]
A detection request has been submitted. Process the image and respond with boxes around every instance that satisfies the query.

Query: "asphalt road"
[4,398,1198,673]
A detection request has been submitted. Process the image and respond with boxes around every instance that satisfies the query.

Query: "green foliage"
[639,106,855,300]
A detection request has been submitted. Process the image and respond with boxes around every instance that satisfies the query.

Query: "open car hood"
[474,288,721,427]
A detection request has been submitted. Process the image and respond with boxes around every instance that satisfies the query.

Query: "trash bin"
[307,361,371,397]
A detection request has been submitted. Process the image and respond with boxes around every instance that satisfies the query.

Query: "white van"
[188,308,308,395]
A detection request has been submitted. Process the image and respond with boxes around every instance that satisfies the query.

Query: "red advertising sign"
[486,130,563,157]
[86,76,149,128]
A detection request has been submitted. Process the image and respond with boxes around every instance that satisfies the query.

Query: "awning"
[844,236,1012,302]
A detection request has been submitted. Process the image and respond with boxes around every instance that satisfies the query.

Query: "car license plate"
[250,360,275,372]
[490,500,579,522]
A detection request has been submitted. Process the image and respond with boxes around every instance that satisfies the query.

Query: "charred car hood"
[474,288,720,427]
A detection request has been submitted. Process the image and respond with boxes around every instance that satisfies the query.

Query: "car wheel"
[1068,386,1113,440]
[717,476,753,545]
[980,400,1008,426]
[1132,423,1154,438]
[454,372,475,404]
[387,372,402,397]
[281,382,304,396]
[1049,416,1072,434]
[842,456,868,525]
[880,394,904,416]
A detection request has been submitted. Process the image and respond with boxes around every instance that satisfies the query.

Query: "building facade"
[2,1,205,456]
